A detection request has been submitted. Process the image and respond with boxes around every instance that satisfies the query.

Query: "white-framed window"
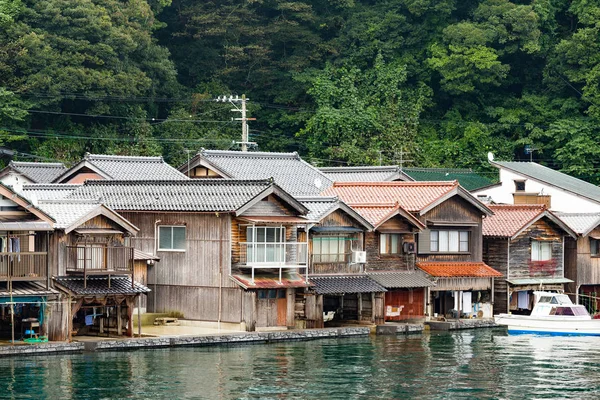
[313,236,349,263]
[430,230,469,253]
[246,226,285,263]
[531,240,552,261]
[380,233,401,255]
[158,226,186,251]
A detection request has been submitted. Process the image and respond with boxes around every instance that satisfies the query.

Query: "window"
[246,226,285,263]
[158,226,186,251]
[313,236,348,263]
[430,230,469,253]
[514,180,526,192]
[380,233,401,255]
[76,245,106,269]
[531,240,551,261]
[591,238,600,257]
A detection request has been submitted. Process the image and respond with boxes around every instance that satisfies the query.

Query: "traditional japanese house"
[0,183,56,342]
[482,205,576,315]
[555,212,600,313]
[178,149,334,196]
[324,181,501,318]
[0,161,67,188]
[34,199,148,340]
[62,179,314,331]
[296,196,385,327]
[53,153,189,184]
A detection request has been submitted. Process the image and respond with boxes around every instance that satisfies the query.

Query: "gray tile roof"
[22,184,81,201]
[65,179,276,212]
[310,275,386,294]
[8,161,67,183]
[320,166,412,182]
[195,150,334,196]
[366,271,435,288]
[54,276,150,296]
[56,153,189,182]
[492,161,600,204]
[555,212,600,236]
[36,200,101,229]
[299,196,340,221]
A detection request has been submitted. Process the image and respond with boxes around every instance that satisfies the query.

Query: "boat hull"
[494,314,600,336]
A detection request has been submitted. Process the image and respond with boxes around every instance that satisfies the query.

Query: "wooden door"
[385,289,425,321]
[277,296,287,326]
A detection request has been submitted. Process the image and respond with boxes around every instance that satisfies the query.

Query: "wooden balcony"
[0,252,48,282]
[311,253,363,275]
[66,246,134,276]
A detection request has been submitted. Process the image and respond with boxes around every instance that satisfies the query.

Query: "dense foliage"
[0,0,599,182]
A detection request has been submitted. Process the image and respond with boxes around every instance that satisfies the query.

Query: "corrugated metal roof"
[403,168,494,191]
[0,282,59,298]
[417,262,502,278]
[506,277,573,285]
[54,276,150,295]
[366,271,435,288]
[310,275,386,294]
[323,181,458,212]
[492,161,600,204]
[483,205,547,237]
[194,150,334,196]
[230,272,311,289]
[65,179,275,212]
[555,212,600,236]
[319,166,412,182]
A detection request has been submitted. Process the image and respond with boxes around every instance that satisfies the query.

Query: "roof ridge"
[85,153,164,162]
[320,166,399,172]
[201,149,299,158]
[297,196,338,202]
[403,167,473,173]
[10,161,66,167]
[332,181,457,187]
[38,199,101,205]
[81,178,274,186]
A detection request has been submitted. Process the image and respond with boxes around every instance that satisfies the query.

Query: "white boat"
[494,291,600,336]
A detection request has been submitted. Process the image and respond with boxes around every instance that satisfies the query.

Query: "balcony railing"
[66,246,134,275]
[310,253,364,275]
[0,252,48,281]
[238,242,309,284]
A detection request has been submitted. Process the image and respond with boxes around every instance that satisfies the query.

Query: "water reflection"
[1,330,600,399]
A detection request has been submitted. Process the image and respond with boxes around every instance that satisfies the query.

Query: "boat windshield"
[538,296,552,303]
[549,306,589,316]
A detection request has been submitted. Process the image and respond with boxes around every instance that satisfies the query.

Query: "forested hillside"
[0,0,599,182]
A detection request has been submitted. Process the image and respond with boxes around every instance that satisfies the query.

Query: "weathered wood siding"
[365,231,417,271]
[564,237,578,296]
[508,219,564,280]
[417,196,483,262]
[240,195,296,217]
[483,238,509,314]
[574,227,600,287]
[120,211,237,322]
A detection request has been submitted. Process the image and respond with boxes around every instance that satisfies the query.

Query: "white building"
[472,161,600,213]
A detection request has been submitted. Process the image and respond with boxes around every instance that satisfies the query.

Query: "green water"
[1,329,600,399]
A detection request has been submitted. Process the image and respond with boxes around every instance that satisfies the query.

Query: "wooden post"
[67,294,72,342]
[137,295,142,337]
[358,293,363,321]
[117,304,122,336]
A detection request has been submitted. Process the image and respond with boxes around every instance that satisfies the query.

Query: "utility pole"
[394,148,413,170]
[215,94,256,151]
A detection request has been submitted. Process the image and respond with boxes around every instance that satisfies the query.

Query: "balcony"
[238,242,308,283]
[0,252,48,281]
[311,253,364,275]
[66,246,134,278]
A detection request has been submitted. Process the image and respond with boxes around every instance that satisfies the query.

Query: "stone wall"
[0,342,84,358]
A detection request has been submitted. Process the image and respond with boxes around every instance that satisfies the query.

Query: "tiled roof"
[350,205,398,226]
[37,200,101,229]
[417,262,502,278]
[54,276,150,296]
[55,153,188,182]
[366,271,435,288]
[403,168,494,191]
[323,181,458,212]
[555,212,600,236]
[8,161,67,183]
[191,149,334,196]
[133,249,160,261]
[0,281,59,298]
[483,205,547,237]
[230,272,311,289]
[492,161,600,204]
[65,179,276,212]
[319,166,412,182]
[309,275,386,294]
[22,184,81,201]
[297,196,373,229]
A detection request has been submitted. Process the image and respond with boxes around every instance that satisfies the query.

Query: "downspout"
[218,225,223,330]
[153,220,161,312]
[562,236,566,293]
[507,239,511,314]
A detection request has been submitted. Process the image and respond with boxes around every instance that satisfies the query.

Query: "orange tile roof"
[417,262,502,278]
[482,205,546,237]
[322,181,459,212]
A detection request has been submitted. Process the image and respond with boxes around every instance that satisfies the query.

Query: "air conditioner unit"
[352,251,367,263]
[403,241,416,254]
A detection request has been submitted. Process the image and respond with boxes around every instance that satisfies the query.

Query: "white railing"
[239,242,309,284]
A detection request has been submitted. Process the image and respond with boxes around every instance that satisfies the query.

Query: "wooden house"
[62,179,316,331]
[0,161,67,189]
[482,205,576,315]
[324,181,501,319]
[35,199,148,341]
[0,183,56,342]
[555,213,600,313]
